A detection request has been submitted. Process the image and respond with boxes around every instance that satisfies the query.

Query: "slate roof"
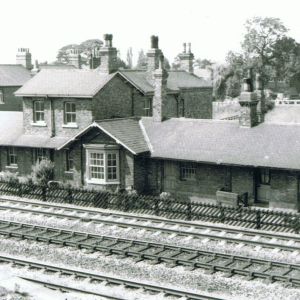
[0,65,31,86]
[58,118,149,155]
[140,117,300,170]
[119,70,212,94]
[15,69,115,98]
[0,112,69,149]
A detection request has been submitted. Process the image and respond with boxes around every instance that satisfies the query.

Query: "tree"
[135,49,147,69]
[242,17,288,86]
[218,17,300,99]
[126,47,133,69]
[56,39,103,66]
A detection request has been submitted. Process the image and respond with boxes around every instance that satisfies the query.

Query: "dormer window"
[64,102,76,124]
[33,100,45,123]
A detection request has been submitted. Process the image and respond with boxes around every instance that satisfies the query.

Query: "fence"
[0,181,299,233]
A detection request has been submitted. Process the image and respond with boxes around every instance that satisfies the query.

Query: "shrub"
[0,171,19,184]
[31,159,54,186]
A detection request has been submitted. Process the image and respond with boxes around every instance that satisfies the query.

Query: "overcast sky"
[1,0,300,65]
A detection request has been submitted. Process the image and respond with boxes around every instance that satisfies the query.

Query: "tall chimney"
[68,48,82,69]
[16,48,32,70]
[147,35,162,72]
[152,55,169,122]
[238,74,258,128]
[178,42,194,73]
[98,34,118,74]
[255,73,265,123]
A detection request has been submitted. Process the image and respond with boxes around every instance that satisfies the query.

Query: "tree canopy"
[216,17,300,100]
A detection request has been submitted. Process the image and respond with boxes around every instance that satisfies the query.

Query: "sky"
[1,0,300,65]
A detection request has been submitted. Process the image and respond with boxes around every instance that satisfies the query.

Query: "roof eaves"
[14,93,94,98]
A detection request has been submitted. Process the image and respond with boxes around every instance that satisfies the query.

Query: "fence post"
[256,210,261,229]
[42,186,47,202]
[67,188,73,204]
[186,202,192,221]
[18,183,23,197]
[155,197,159,216]
[219,205,225,223]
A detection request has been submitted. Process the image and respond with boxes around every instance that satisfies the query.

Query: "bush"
[31,159,54,186]
[0,171,19,184]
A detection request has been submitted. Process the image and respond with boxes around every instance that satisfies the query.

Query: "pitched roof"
[15,69,115,98]
[0,65,31,86]
[59,118,149,155]
[0,111,70,149]
[118,70,212,94]
[141,117,300,170]
[39,64,76,70]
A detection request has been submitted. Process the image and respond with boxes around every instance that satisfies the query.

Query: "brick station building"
[0,34,299,211]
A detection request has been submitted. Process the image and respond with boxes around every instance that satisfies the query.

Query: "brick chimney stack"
[178,42,194,73]
[152,55,169,122]
[147,35,162,72]
[239,72,259,128]
[69,48,82,69]
[98,34,118,74]
[255,73,265,123]
[16,48,32,70]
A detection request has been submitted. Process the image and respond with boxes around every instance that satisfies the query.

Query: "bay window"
[85,145,119,184]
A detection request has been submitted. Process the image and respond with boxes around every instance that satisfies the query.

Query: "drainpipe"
[49,97,55,137]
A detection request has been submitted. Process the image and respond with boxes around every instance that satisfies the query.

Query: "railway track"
[0,255,222,300]
[0,219,300,287]
[0,197,299,256]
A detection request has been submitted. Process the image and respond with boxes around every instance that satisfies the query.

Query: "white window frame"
[8,147,17,166]
[66,149,75,172]
[85,144,120,184]
[64,102,76,124]
[33,100,45,123]
[0,90,4,104]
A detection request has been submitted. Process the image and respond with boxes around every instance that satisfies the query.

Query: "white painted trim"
[139,119,153,153]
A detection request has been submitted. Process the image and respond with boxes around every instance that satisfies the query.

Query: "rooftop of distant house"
[0,65,31,86]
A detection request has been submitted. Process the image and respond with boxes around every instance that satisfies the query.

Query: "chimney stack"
[147,35,162,72]
[238,73,259,128]
[68,48,82,69]
[255,73,265,123]
[98,34,118,74]
[16,48,32,70]
[178,42,194,73]
[152,55,169,122]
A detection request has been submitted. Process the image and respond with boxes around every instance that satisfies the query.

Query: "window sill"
[64,171,74,174]
[86,179,120,185]
[62,123,78,129]
[31,122,47,127]
[5,165,18,170]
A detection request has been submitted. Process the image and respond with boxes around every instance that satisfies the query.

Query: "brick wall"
[160,160,226,201]
[0,86,22,111]
[23,97,93,137]
[269,170,299,210]
[231,166,254,199]
[93,75,133,120]
[181,88,212,119]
